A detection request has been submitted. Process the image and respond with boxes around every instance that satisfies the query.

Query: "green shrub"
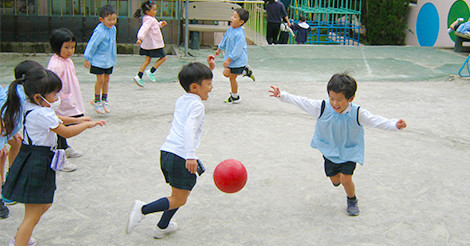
[362,0,410,45]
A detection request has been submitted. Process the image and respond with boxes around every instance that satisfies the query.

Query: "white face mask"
[40,95,61,111]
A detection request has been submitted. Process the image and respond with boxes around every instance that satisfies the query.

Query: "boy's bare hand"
[269,86,281,97]
[84,60,91,68]
[396,119,407,129]
[207,55,215,70]
[136,39,142,45]
[214,48,221,56]
[161,21,168,27]
[186,159,198,174]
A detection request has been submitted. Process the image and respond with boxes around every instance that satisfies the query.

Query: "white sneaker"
[9,237,37,246]
[145,70,156,82]
[64,147,82,158]
[153,222,178,239]
[126,200,145,234]
[102,100,110,113]
[133,75,144,87]
[60,159,77,172]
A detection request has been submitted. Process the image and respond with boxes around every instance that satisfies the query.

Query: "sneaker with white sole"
[9,237,37,246]
[126,200,146,234]
[102,100,110,113]
[224,95,241,104]
[90,101,105,114]
[146,70,156,82]
[347,199,359,216]
[60,160,77,172]
[153,222,178,239]
[133,75,144,87]
[243,65,255,81]
[65,147,82,158]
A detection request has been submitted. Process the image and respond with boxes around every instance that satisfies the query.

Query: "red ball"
[213,159,247,193]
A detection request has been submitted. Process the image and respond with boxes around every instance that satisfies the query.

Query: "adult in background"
[265,0,291,44]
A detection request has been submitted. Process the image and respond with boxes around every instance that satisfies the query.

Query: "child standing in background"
[215,8,255,104]
[132,0,168,87]
[291,16,311,44]
[269,73,406,216]
[84,5,117,114]
[48,28,89,172]
[126,62,213,239]
[1,67,106,246]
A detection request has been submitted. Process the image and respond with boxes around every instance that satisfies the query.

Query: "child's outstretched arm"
[51,120,106,138]
[269,86,322,117]
[269,86,281,97]
[58,115,92,125]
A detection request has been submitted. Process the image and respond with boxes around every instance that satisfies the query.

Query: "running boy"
[269,73,407,216]
[215,8,255,104]
[126,62,213,238]
[84,4,117,114]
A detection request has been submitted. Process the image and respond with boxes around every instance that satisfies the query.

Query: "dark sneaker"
[224,95,241,104]
[347,199,359,216]
[0,200,9,219]
[243,65,255,81]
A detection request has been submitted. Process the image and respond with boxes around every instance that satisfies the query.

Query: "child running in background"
[290,16,311,44]
[132,0,168,87]
[269,73,406,216]
[48,28,89,172]
[1,67,106,246]
[214,8,255,104]
[1,60,43,216]
[448,17,470,35]
[126,62,213,239]
[84,4,117,114]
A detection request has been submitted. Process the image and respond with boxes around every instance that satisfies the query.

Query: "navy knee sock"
[150,67,157,73]
[157,208,179,229]
[141,197,169,215]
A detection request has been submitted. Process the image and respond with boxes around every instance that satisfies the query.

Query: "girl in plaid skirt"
[1,67,106,246]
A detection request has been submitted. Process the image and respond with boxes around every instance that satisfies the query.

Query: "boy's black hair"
[14,60,43,80]
[1,67,62,137]
[100,4,116,18]
[133,0,155,18]
[178,62,213,92]
[299,15,306,22]
[235,8,250,24]
[327,73,357,99]
[49,28,76,55]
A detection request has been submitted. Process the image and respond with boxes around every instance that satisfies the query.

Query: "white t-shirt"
[23,101,62,147]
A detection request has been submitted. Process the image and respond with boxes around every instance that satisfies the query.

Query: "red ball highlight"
[213,159,247,193]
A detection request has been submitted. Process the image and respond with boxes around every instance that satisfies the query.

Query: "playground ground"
[0,45,469,245]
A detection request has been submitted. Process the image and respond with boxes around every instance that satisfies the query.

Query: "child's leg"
[329,174,341,187]
[339,174,355,198]
[0,147,7,184]
[228,74,238,94]
[151,56,167,71]
[7,134,21,167]
[15,203,52,245]
[94,74,105,102]
[138,56,152,75]
[102,74,110,97]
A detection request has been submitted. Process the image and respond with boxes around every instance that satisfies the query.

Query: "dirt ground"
[0,45,469,245]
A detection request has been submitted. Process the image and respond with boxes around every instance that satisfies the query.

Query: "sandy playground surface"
[0,45,470,245]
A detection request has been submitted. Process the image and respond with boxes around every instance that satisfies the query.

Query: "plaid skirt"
[2,144,56,204]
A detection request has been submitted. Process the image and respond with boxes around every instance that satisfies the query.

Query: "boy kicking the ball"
[126,62,213,238]
[269,73,406,216]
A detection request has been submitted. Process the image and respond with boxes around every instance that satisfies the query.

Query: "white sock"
[231,93,239,98]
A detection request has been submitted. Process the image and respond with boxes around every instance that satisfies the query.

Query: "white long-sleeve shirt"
[161,93,205,159]
[279,91,398,131]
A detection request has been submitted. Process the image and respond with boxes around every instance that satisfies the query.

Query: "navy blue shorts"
[229,66,245,75]
[160,151,196,191]
[323,156,357,177]
[90,66,113,75]
[140,48,166,58]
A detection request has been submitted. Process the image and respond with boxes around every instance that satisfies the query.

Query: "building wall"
[406,0,470,47]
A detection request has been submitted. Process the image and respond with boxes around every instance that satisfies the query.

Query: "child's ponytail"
[133,0,155,18]
[1,78,23,137]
